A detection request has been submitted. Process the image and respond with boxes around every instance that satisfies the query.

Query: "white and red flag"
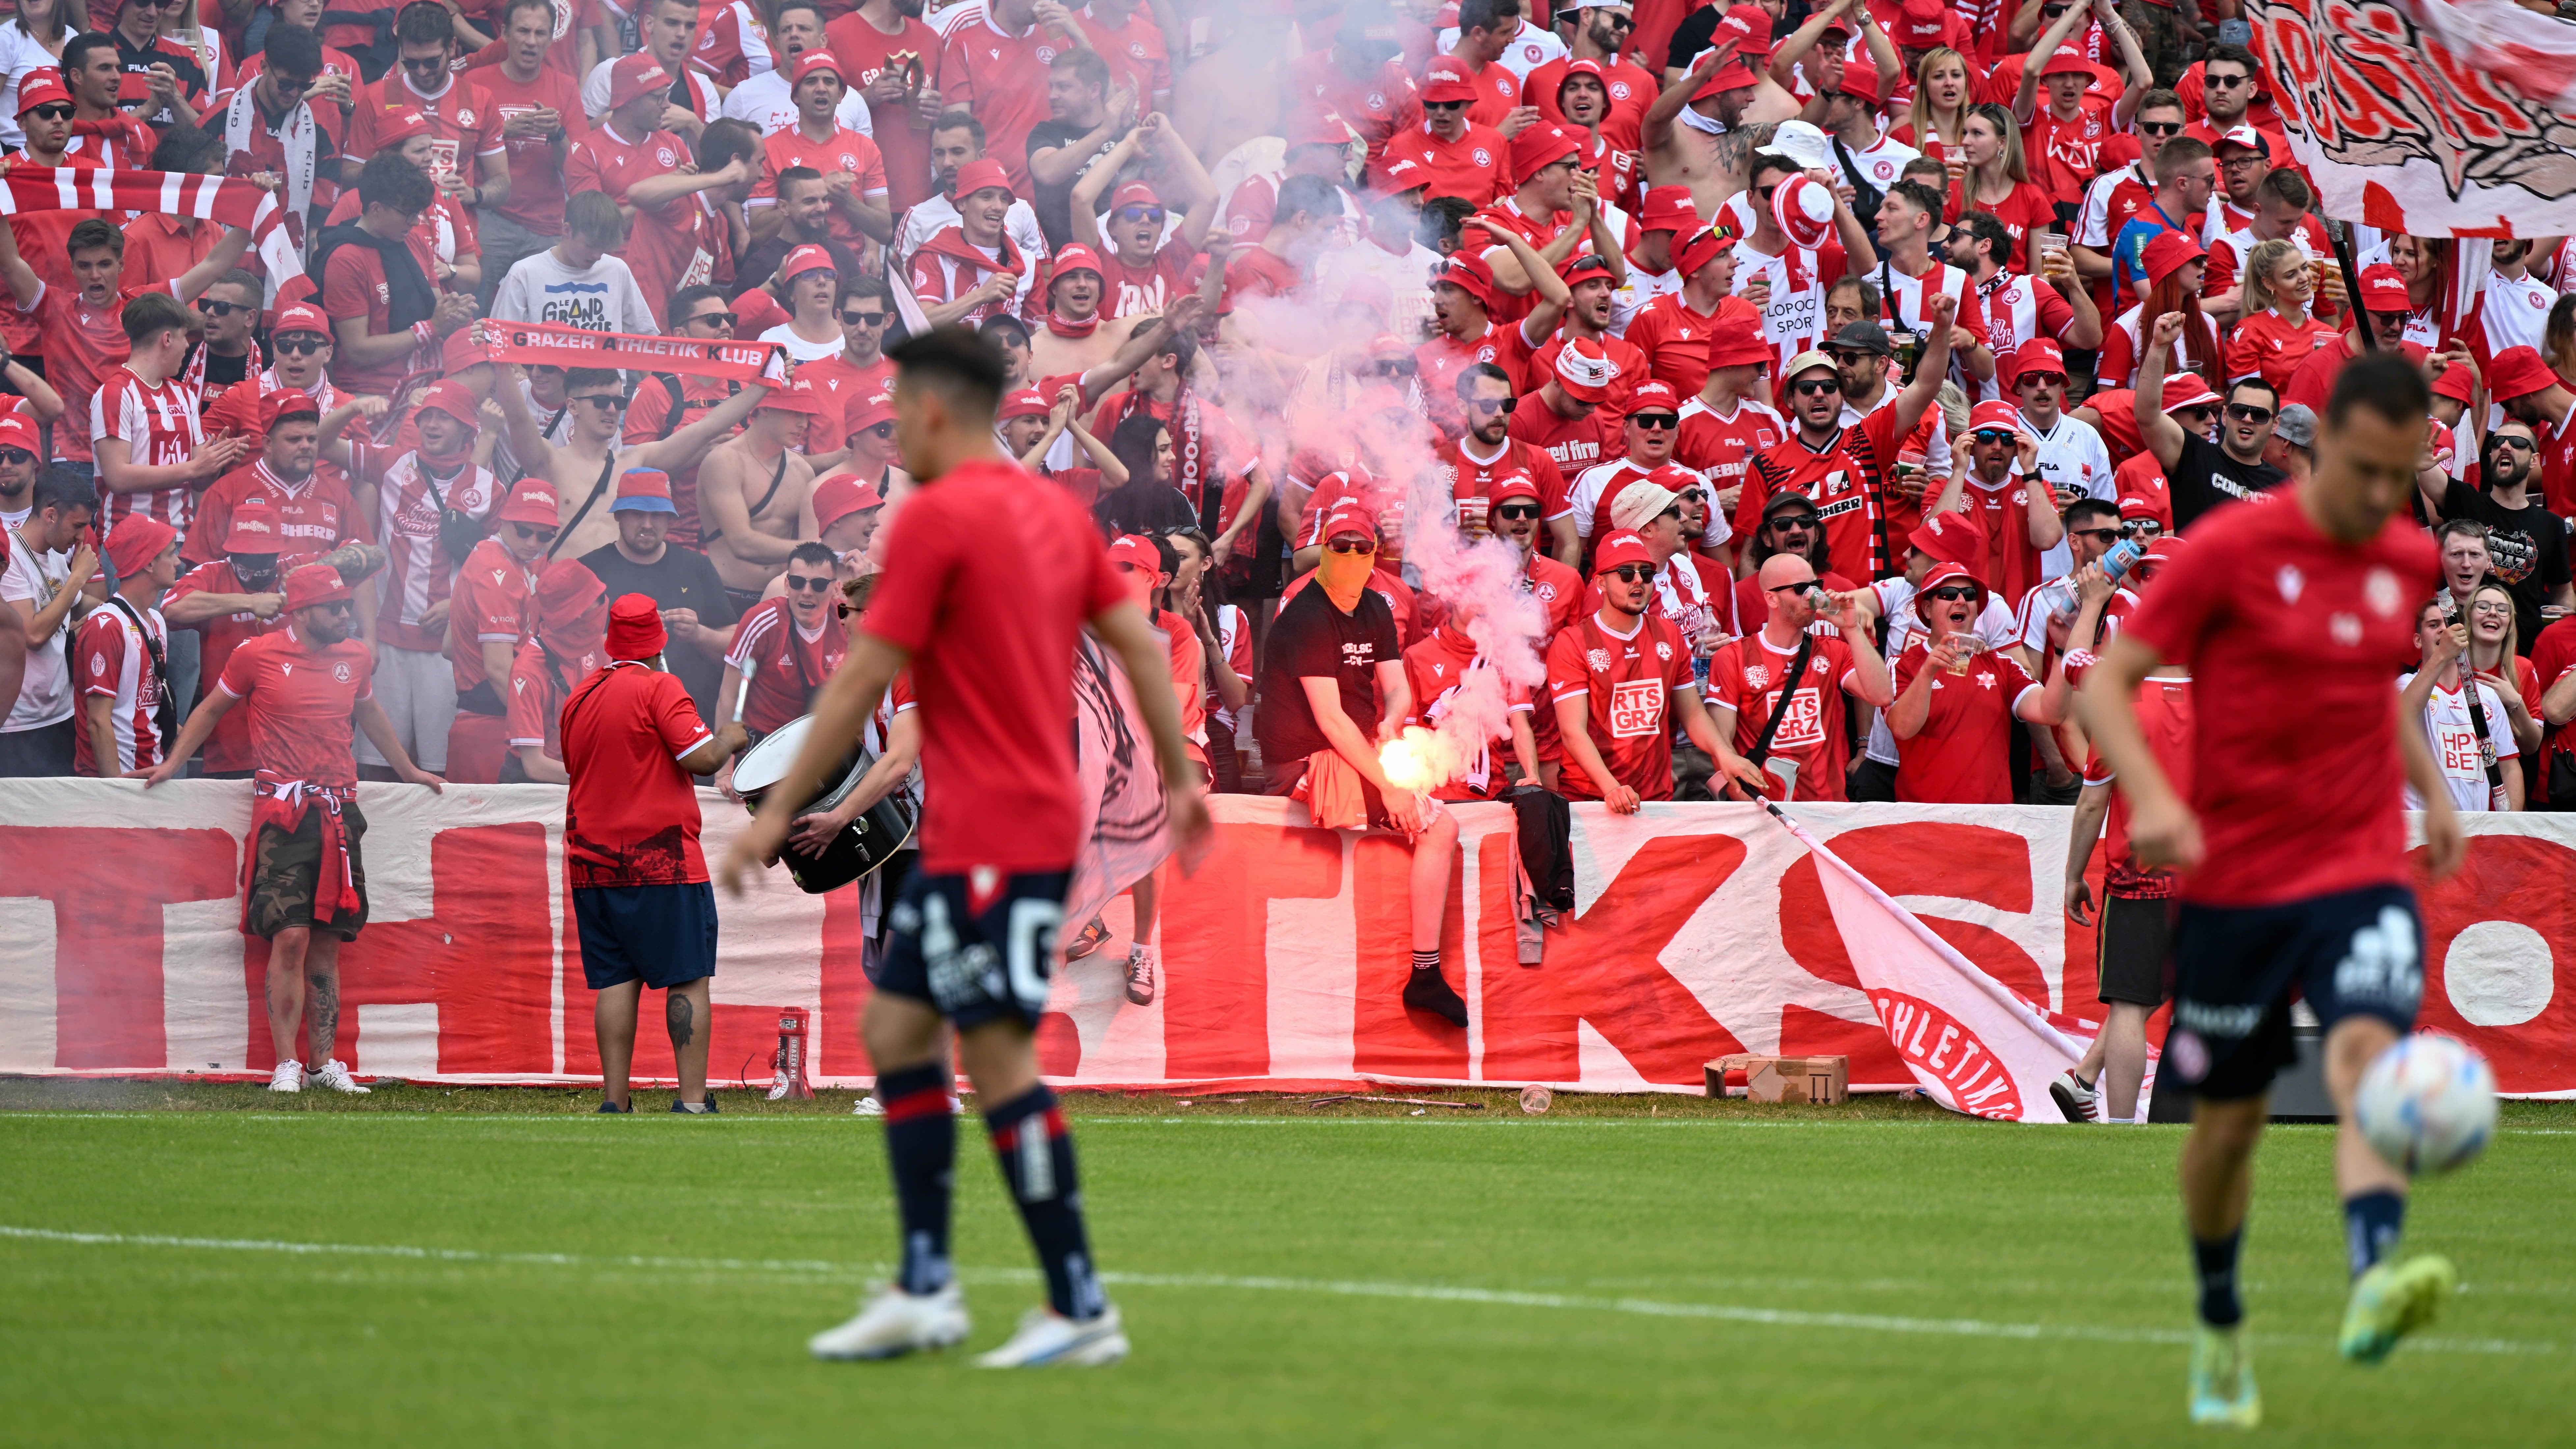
[0,165,294,241]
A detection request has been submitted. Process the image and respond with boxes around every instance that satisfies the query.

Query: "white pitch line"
[0,1225,2555,1357]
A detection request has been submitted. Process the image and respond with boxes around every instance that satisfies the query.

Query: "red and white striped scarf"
[0,165,291,241]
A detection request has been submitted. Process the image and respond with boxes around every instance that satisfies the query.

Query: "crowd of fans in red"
[1,0,2572,849]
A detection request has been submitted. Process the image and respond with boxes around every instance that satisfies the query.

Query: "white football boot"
[809,1283,970,1360]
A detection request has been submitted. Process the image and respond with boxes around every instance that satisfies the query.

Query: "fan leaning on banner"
[145,563,446,1095]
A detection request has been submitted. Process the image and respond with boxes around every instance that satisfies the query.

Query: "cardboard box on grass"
[1705,1054,1850,1104]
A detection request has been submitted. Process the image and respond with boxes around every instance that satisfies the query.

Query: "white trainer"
[267,1060,303,1093]
[1124,945,1158,1006]
[2048,1071,2099,1123]
[809,1283,970,1360]
[851,1094,885,1117]
[974,1305,1129,1368]
[308,1059,371,1094]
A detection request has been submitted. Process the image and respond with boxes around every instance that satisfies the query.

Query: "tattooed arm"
[319,540,390,587]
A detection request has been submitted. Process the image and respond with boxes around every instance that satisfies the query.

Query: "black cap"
[1763,490,1823,519]
[1830,320,1895,356]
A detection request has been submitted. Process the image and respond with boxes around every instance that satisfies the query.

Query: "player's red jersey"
[166,552,319,773]
[1738,407,1907,583]
[89,363,205,531]
[448,536,538,694]
[26,278,183,468]
[858,458,1125,873]
[216,624,375,787]
[2067,653,2194,899]
[2120,498,2440,906]
[504,634,603,762]
[1962,466,2051,613]
[1098,240,1202,320]
[1415,324,1509,426]
[184,461,362,569]
[689,0,771,86]
[1521,550,1585,636]
[624,192,734,330]
[359,450,504,654]
[1285,49,1418,168]
[1403,621,1531,801]
[1709,630,1860,801]
[1891,639,2043,803]
[563,119,690,207]
[2025,96,2126,204]
[1435,435,1568,537]
[0,151,102,360]
[350,70,506,180]
[1078,1,1169,102]
[1545,607,1693,799]
[1296,468,1407,565]
[72,600,168,775]
[476,60,586,235]
[725,595,848,735]
[1674,394,1787,508]
[1621,291,1731,397]
[559,659,718,887]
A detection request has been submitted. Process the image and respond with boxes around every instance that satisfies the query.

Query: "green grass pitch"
[4,1083,2570,1447]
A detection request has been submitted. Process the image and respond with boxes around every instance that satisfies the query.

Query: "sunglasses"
[1602,563,1653,583]
[1971,429,2018,446]
[1376,359,1419,378]
[2017,372,2067,389]
[839,310,886,326]
[0,447,32,465]
[1827,350,1878,368]
[25,103,71,121]
[1466,394,1513,414]
[2226,403,2274,423]
[2124,519,2164,536]
[1494,502,1541,520]
[511,523,559,543]
[1423,98,1470,112]
[835,601,854,619]
[1924,585,1977,602]
[1674,487,1704,502]
[784,575,834,592]
[1767,513,1817,530]
[401,52,451,72]
[570,394,626,411]
[2138,120,2182,136]
[2492,436,2539,453]
[269,73,315,96]
[2069,527,2121,543]
[688,310,737,329]
[1763,580,1819,594]
[274,333,328,355]
[1630,412,1678,430]
[1596,11,1635,27]
[2205,71,2248,87]
[195,297,248,317]
[1327,538,1377,554]
[2172,405,2217,423]
[1792,378,1841,397]
[1112,206,1165,225]
[865,421,897,439]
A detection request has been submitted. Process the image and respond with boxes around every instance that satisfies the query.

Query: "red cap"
[2142,230,2206,290]
[258,389,322,430]
[1510,123,1582,180]
[604,52,670,110]
[1673,220,1734,279]
[2116,491,2162,520]
[1319,500,1377,542]
[1288,109,1356,149]
[812,475,884,533]
[1966,399,2024,434]
[609,469,674,514]
[998,388,1052,421]
[2142,534,2189,568]
[1488,472,1543,506]
[1106,533,1163,575]
[605,593,667,660]
[441,326,492,372]
[1637,185,1696,234]
[790,48,845,86]
[0,414,38,456]
[1693,59,1759,99]
[272,302,330,337]
[15,67,68,115]
[1591,528,1654,573]
[1050,242,1105,280]
[2039,43,2093,78]
[1908,509,1982,567]
[1554,57,1607,101]
[1420,58,1478,103]
[1374,156,1429,194]
[284,561,354,611]
[842,379,896,436]
[372,107,431,147]
[1553,336,1618,403]
[759,376,825,416]
[2213,124,2268,156]
[2430,362,2477,403]
[2160,373,2223,412]
[1435,248,1500,309]
[779,243,837,283]
[1623,379,1680,417]
[2356,262,2410,313]
[415,379,480,429]
[1108,180,1162,210]
[1897,0,1948,44]
[536,558,606,632]
[1912,561,1988,620]
[1836,55,1882,104]
[1715,5,1774,56]
[2488,345,2557,402]
[1707,313,1774,369]
[1558,253,1617,289]
[2009,339,2068,383]
[1773,172,1837,250]
[952,157,1014,202]
[105,516,177,580]
[225,494,285,552]
[498,480,563,526]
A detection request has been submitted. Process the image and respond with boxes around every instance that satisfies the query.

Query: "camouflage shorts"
[247,804,370,942]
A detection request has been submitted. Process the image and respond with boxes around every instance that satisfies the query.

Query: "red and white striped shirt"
[366,449,503,655]
[91,366,205,535]
[72,600,168,776]
[724,596,846,736]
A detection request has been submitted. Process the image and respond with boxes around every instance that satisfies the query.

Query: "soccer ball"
[2355,1034,2498,1177]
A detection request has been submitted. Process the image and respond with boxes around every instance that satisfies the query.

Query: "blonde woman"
[1946,104,2054,268]
[2221,238,2338,392]
[161,0,223,94]
[0,0,78,149]
[1892,46,1974,163]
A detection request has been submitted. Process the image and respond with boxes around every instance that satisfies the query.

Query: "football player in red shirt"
[2080,354,2462,1423]
[723,326,1207,1369]
[1546,528,1730,809]
[145,564,444,1096]
[1707,552,1892,800]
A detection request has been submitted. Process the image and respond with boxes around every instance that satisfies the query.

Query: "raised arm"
[173,225,258,302]
[1890,293,1958,439]
[1645,41,1735,154]
[625,376,778,472]
[2013,1,2090,124]
[2135,311,2188,470]
[2095,0,2152,130]
[1074,126,1146,256]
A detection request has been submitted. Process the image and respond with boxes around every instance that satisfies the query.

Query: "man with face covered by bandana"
[503,561,608,785]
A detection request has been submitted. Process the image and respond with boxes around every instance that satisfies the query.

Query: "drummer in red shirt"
[1887,561,2075,803]
[1545,529,1743,809]
[559,595,751,1113]
[145,564,444,1097]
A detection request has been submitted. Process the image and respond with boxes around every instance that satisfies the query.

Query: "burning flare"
[1379,725,1462,794]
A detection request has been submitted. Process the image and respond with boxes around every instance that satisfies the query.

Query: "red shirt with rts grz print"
[1545,608,1693,800]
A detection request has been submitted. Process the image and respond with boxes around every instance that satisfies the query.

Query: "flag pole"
[2328,220,2373,352]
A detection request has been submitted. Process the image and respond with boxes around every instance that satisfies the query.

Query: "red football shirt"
[357,449,505,653]
[1545,608,1693,800]
[1621,291,1731,398]
[2024,96,2124,205]
[1434,434,1569,537]
[1738,407,1907,584]
[1285,50,1419,168]
[185,461,362,569]
[350,70,507,181]
[1402,622,1532,801]
[1962,467,2052,613]
[215,624,375,787]
[1891,640,2042,803]
[167,552,318,772]
[26,278,183,467]
[448,536,539,693]
[624,192,734,330]
[89,364,206,532]
[72,601,168,776]
[505,637,603,761]
[1415,324,1508,429]
[725,595,848,735]
[857,457,1126,873]
[1375,121,1511,206]
[563,119,692,207]
[1674,395,1788,508]
[749,123,889,251]
[320,243,438,396]
[0,152,103,359]
[1709,630,1860,801]
[476,62,588,236]
[1506,391,1621,482]
[822,10,943,211]
[2119,498,2441,906]
[934,10,1055,194]
[1099,239,1203,320]
[559,660,719,887]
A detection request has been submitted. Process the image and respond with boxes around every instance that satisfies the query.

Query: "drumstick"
[733,659,751,723]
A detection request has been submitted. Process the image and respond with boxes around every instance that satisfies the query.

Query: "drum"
[731,714,918,894]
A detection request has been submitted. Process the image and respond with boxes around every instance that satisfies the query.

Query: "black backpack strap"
[653,373,688,441]
[105,595,178,743]
[746,451,789,521]
[1744,632,1815,770]
[547,455,617,561]
[2463,677,2505,789]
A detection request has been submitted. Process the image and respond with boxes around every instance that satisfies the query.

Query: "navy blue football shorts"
[875,868,1071,1031]
[575,882,719,991]
[2167,884,2422,1102]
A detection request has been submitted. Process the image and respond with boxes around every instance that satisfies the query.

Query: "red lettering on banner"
[1870,988,2024,1118]
[254,823,554,1073]
[1476,832,1751,1084]
[2412,835,2576,1095]
[0,826,238,1069]
[1159,823,1343,1078]
[818,882,873,1078]
[1351,836,1468,1078]
[1778,823,2052,1009]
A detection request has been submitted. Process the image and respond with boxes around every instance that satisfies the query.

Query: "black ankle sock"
[1403,958,1468,1027]
[985,1084,1103,1320]
[878,1063,955,1295]
[2344,1190,2405,1278]
[2194,1229,2244,1327]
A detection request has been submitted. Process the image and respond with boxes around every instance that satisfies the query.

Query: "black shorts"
[876,867,1071,1031]
[574,882,719,990]
[2097,894,2174,1007]
[2168,885,2422,1101]
[247,804,370,941]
